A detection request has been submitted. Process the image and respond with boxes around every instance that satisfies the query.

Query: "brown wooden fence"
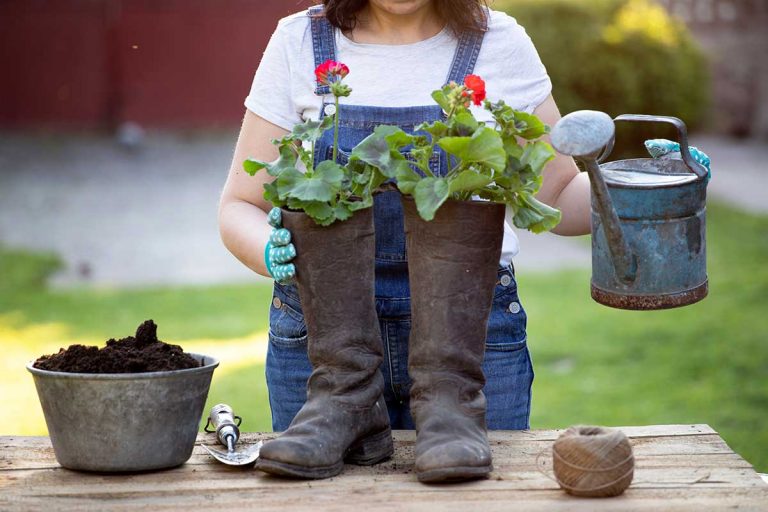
[3,0,766,136]
[0,0,312,129]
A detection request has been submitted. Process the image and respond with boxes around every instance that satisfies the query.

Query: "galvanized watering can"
[551,112,709,310]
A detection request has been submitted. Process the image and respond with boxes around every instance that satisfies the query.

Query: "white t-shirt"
[245,9,553,264]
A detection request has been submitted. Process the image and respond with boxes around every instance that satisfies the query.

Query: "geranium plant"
[353,75,562,233]
[244,60,389,226]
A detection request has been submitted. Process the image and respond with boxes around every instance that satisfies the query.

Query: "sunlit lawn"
[1,202,766,471]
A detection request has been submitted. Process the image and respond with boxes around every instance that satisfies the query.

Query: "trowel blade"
[202,441,262,466]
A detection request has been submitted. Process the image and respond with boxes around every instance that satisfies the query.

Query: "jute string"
[536,425,635,497]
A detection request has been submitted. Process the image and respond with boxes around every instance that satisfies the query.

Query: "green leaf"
[484,100,516,133]
[296,144,315,171]
[351,125,412,178]
[262,181,286,207]
[513,111,549,140]
[437,126,506,172]
[396,166,421,195]
[416,120,449,141]
[243,159,267,175]
[413,177,450,221]
[302,201,334,222]
[368,168,389,193]
[314,160,345,186]
[499,159,535,194]
[453,112,479,136]
[285,197,304,211]
[352,166,372,185]
[521,141,556,176]
[476,185,507,202]
[278,161,343,203]
[448,170,493,195]
[332,203,353,222]
[244,143,298,177]
[385,128,416,149]
[344,196,373,212]
[513,193,562,234]
[501,136,524,159]
[275,168,305,198]
[431,88,451,113]
[410,146,436,176]
[485,100,549,140]
[290,116,334,142]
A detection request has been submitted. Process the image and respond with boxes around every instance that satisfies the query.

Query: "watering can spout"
[551,110,638,284]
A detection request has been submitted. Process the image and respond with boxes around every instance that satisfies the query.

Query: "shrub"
[496,0,710,156]
[0,245,63,293]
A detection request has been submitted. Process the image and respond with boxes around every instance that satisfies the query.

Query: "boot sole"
[256,428,394,479]
[344,428,395,465]
[417,464,492,483]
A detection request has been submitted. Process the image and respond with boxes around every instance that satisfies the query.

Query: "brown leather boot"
[255,208,393,479]
[402,196,506,483]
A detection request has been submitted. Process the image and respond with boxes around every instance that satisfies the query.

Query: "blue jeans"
[266,263,534,431]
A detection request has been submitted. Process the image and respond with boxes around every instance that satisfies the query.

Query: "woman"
[219,0,591,480]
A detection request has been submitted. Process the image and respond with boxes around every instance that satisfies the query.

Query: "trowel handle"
[597,114,709,179]
[204,404,242,447]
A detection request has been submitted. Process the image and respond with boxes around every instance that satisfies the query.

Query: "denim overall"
[266,7,533,431]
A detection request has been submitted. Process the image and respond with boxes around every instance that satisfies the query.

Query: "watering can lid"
[600,159,700,189]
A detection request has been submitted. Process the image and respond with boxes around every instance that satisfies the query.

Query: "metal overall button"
[272,297,282,309]
[324,104,337,116]
[500,274,512,287]
[508,301,521,314]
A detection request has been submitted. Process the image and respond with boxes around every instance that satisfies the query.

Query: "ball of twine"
[552,426,634,497]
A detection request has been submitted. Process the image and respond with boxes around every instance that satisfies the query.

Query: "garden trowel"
[202,403,261,466]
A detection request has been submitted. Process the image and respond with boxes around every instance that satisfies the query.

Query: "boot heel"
[345,429,394,466]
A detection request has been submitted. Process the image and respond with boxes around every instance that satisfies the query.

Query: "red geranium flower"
[315,59,350,86]
[463,74,486,106]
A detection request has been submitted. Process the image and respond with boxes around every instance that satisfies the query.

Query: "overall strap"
[444,9,488,85]
[309,6,337,96]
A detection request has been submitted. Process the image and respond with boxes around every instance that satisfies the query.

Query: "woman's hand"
[219,110,290,277]
[532,95,592,236]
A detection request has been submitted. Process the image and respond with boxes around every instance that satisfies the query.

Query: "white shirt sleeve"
[244,19,303,131]
[509,23,552,114]
[475,11,552,116]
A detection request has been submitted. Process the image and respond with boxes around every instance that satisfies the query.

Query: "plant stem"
[447,155,461,177]
[311,141,315,171]
[332,95,340,163]
[419,142,435,178]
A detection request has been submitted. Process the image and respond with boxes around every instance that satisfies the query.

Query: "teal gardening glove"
[265,207,297,284]
[644,139,711,181]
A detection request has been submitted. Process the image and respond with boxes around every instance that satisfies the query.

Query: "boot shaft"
[281,207,383,375]
[402,197,506,378]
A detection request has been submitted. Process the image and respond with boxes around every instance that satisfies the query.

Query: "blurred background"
[1,0,766,471]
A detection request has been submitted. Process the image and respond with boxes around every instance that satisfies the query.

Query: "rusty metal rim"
[591,280,708,311]
[599,160,707,190]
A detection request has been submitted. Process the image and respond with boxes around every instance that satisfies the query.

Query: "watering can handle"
[597,114,709,179]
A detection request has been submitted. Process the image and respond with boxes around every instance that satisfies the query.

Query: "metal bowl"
[27,353,219,472]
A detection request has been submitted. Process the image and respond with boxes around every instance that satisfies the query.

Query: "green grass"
[1,201,766,471]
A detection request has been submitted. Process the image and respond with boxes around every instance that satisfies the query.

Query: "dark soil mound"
[34,320,201,373]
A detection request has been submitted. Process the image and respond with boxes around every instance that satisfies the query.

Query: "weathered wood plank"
[1,464,763,493]
[2,486,767,512]
[1,425,766,512]
[0,426,727,471]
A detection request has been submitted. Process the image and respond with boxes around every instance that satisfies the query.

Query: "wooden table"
[1,425,766,511]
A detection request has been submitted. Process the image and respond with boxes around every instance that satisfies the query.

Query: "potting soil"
[33,320,201,373]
